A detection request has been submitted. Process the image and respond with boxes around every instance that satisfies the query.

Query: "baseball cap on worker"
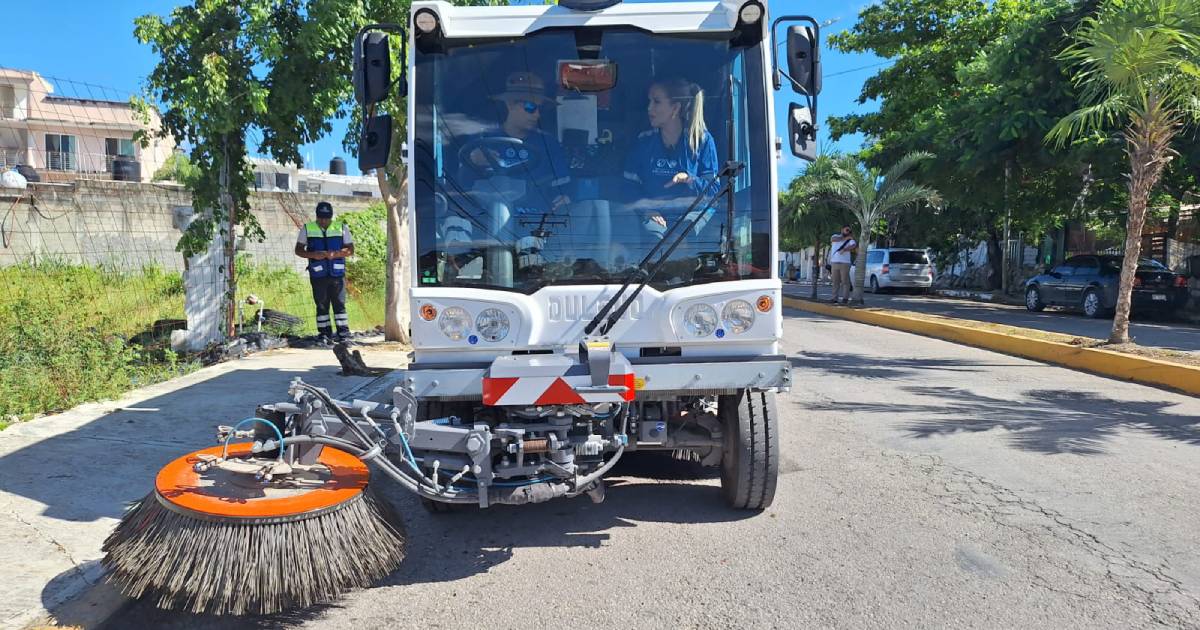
[315,201,334,218]
[492,72,553,105]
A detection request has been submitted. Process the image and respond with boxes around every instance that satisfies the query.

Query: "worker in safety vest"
[294,201,354,344]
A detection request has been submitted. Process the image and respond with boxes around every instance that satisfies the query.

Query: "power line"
[825,60,894,78]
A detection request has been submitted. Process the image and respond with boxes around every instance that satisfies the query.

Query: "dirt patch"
[1078,341,1200,368]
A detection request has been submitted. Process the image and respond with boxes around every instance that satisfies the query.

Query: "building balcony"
[0,148,22,169]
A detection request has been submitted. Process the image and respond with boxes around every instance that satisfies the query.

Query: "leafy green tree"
[815,153,942,304]
[1047,0,1200,344]
[134,0,367,336]
[830,0,1121,291]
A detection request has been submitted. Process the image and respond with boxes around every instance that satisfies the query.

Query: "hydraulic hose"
[570,442,626,494]
[279,434,479,504]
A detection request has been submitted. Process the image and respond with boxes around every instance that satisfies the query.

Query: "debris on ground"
[333,342,393,376]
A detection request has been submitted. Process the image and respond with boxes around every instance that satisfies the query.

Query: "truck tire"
[718,389,779,510]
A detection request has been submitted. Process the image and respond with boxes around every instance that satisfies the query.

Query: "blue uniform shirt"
[457,128,571,215]
[623,129,719,201]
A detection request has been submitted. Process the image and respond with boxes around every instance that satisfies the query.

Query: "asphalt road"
[107,311,1200,629]
[787,282,1200,354]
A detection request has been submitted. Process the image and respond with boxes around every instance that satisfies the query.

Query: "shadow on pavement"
[0,364,352,524]
[99,453,748,629]
[811,385,1200,456]
[788,351,1022,380]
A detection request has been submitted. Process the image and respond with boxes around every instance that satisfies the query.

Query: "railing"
[0,148,21,169]
[45,150,78,171]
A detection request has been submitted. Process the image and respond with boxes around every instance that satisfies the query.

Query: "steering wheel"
[457,136,541,177]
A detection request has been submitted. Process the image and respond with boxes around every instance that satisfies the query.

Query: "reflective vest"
[304,220,347,279]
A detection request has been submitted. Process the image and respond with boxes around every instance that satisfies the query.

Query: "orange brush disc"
[154,443,369,523]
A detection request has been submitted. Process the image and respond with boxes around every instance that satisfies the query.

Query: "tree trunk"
[851,222,869,304]
[1110,108,1174,345]
[810,237,821,300]
[985,228,1003,291]
[377,168,411,344]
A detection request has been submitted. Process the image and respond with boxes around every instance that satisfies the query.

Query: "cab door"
[1042,262,1075,305]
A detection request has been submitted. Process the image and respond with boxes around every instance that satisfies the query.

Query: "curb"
[783,297,1200,397]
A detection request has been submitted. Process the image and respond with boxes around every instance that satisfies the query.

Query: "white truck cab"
[353,0,821,510]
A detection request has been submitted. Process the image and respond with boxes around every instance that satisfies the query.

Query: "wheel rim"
[871,278,878,292]
[1085,292,1099,315]
[1026,288,1039,309]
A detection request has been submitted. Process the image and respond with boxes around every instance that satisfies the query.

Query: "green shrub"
[339,203,388,295]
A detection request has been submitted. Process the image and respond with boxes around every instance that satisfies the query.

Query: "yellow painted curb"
[782,296,1200,397]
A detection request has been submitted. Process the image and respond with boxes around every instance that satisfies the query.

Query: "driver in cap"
[458,71,571,213]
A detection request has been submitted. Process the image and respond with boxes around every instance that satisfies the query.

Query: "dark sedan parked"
[1025,255,1189,318]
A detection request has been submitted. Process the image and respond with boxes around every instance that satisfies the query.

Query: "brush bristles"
[102,490,406,616]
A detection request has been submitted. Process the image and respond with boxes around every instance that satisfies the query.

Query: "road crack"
[888,452,1200,627]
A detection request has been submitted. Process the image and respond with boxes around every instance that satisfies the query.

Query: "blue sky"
[3,0,879,184]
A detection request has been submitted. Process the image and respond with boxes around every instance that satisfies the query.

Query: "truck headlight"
[475,308,510,342]
[438,306,471,341]
[722,299,756,334]
[682,303,719,337]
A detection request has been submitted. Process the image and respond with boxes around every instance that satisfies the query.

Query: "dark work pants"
[311,276,349,337]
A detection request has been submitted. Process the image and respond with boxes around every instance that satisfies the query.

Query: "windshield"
[889,251,929,265]
[412,29,771,293]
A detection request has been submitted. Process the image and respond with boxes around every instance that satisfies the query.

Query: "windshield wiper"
[584,160,745,338]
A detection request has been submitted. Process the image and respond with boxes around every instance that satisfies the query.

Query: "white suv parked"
[853,248,934,293]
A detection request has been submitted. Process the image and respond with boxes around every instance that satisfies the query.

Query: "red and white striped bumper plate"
[482,354,636,406]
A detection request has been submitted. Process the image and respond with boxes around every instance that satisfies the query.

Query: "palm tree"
[781,155,847,299]
[816,152,942,304]
[1047,0,1200,344]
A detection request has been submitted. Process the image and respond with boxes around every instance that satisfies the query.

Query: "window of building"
[299,180,322,194]
[105,137,135,157]
[0,86,15,119]
[45,134,77,171]
[253,172,267,189]
[352,191,373,198]
[274,173,290,191]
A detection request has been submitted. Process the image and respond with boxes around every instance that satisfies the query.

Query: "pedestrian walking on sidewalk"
[830,225,856,304]
[295,201,354,344]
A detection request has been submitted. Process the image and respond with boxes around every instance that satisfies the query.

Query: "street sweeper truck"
[103,0,822,616]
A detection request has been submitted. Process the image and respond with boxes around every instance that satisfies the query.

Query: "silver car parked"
[853,248,935,293]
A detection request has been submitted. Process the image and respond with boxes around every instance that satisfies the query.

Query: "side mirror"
[788,103,816,162]
[358,114,393,172]
[786,25,821,97]
[354,31,397,106]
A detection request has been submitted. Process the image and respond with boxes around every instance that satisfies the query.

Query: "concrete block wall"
[0,179,377,272]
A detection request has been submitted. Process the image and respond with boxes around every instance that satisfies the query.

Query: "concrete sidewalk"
[0,340,408,629]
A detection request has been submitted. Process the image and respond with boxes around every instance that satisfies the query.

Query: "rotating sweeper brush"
[102,380,412,616]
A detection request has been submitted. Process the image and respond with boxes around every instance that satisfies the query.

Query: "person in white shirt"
[829,225,857,304]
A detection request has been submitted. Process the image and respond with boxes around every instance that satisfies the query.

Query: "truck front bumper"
[398,357,793,400]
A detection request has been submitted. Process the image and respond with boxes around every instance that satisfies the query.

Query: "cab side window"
[1072,256,1100,277]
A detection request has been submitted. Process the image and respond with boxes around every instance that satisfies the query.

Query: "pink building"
[0,68,174,182]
